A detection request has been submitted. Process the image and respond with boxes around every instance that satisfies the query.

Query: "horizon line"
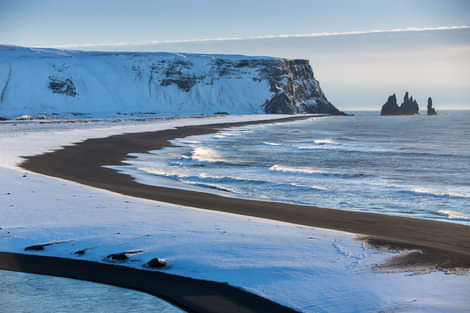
[15,25,470,50]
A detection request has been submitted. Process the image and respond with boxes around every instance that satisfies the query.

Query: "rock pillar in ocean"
[400,92,419,115]
[380,91,419,115]
[427,97,437,115]
[380,94,400,115]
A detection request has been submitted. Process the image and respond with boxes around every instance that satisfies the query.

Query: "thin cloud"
[47,25,470,49]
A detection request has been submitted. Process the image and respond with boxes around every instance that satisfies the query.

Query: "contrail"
[46,25,470,49]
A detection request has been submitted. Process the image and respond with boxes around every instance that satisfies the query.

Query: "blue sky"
[1,0,469,110]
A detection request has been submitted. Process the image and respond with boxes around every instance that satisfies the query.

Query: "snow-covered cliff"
[0,45,343,119]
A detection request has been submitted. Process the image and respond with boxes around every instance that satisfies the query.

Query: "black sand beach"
[20,116,470,258]
[6,115,470,312]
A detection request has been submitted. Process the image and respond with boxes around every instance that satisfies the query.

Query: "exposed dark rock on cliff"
[427,97,437,115]
[48,76,78,97]
[262,59,346,115]
[381,92,419,115]
[160,77,197,92]
[0,65,11,103]
[263,93,297,114]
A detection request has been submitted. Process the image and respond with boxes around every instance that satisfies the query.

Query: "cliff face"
[263,59,343,115]
[381,92,419,115]
[0,45,344,119]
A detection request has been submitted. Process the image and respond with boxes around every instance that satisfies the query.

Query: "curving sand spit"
[20,116,470,258]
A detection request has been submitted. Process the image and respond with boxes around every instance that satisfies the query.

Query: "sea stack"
[380,94,400,115]
[381,92,419,115]
[427,97,437,115]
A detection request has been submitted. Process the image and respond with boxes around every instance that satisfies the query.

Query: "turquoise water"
[0,270,185,313]
[115,111,470,224]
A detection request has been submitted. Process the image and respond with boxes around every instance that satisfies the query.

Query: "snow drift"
[0,45,344,119]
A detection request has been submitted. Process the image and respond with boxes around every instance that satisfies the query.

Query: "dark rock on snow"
[145,257,167,268]
[107,252,128,261]
[106,249,144,261]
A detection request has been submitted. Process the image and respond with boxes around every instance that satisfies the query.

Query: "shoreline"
[0,252,298,313]
[20,115,470,258]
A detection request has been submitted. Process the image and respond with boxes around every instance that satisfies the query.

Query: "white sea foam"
[215,132,238,139]
[289,183,328,191]
[269,164,326,175]
[314,139,339,145]
[181,180,236,193]
[138,167,187,178]
[295,144,321,150]
[434,210,470,220]
[139,168,261,185]
[191,146,224,163]
[412,188,470,199]
[263,141,281,146]
[295,139,339,150]
[180,140,200,144]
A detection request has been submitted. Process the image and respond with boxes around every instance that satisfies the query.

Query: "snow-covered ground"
[1,115,469,313]
[0,45,338,119]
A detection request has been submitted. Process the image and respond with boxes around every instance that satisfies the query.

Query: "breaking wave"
[181,180,236,193]
[411,188,470,199]
[269,165,367,179]
[289,183,328,191]
[269,164,327,175]
[139,167,266,185]
[138,167,186,178]
[263,141,281,146]
[433,210,470,221]
[313,139,339,145]
[191,147,225,163]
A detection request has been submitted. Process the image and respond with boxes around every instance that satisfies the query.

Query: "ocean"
[113,111,470,225]
[0,270,183,313]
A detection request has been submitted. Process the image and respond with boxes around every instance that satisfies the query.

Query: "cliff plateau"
[0,45,344,119]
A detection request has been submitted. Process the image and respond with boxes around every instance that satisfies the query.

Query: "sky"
[1,0,469,110]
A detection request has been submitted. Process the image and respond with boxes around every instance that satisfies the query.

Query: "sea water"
[113,111,470,224]
[0,270,185,313]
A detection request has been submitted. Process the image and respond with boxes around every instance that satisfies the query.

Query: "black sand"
[20,116,470,258]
